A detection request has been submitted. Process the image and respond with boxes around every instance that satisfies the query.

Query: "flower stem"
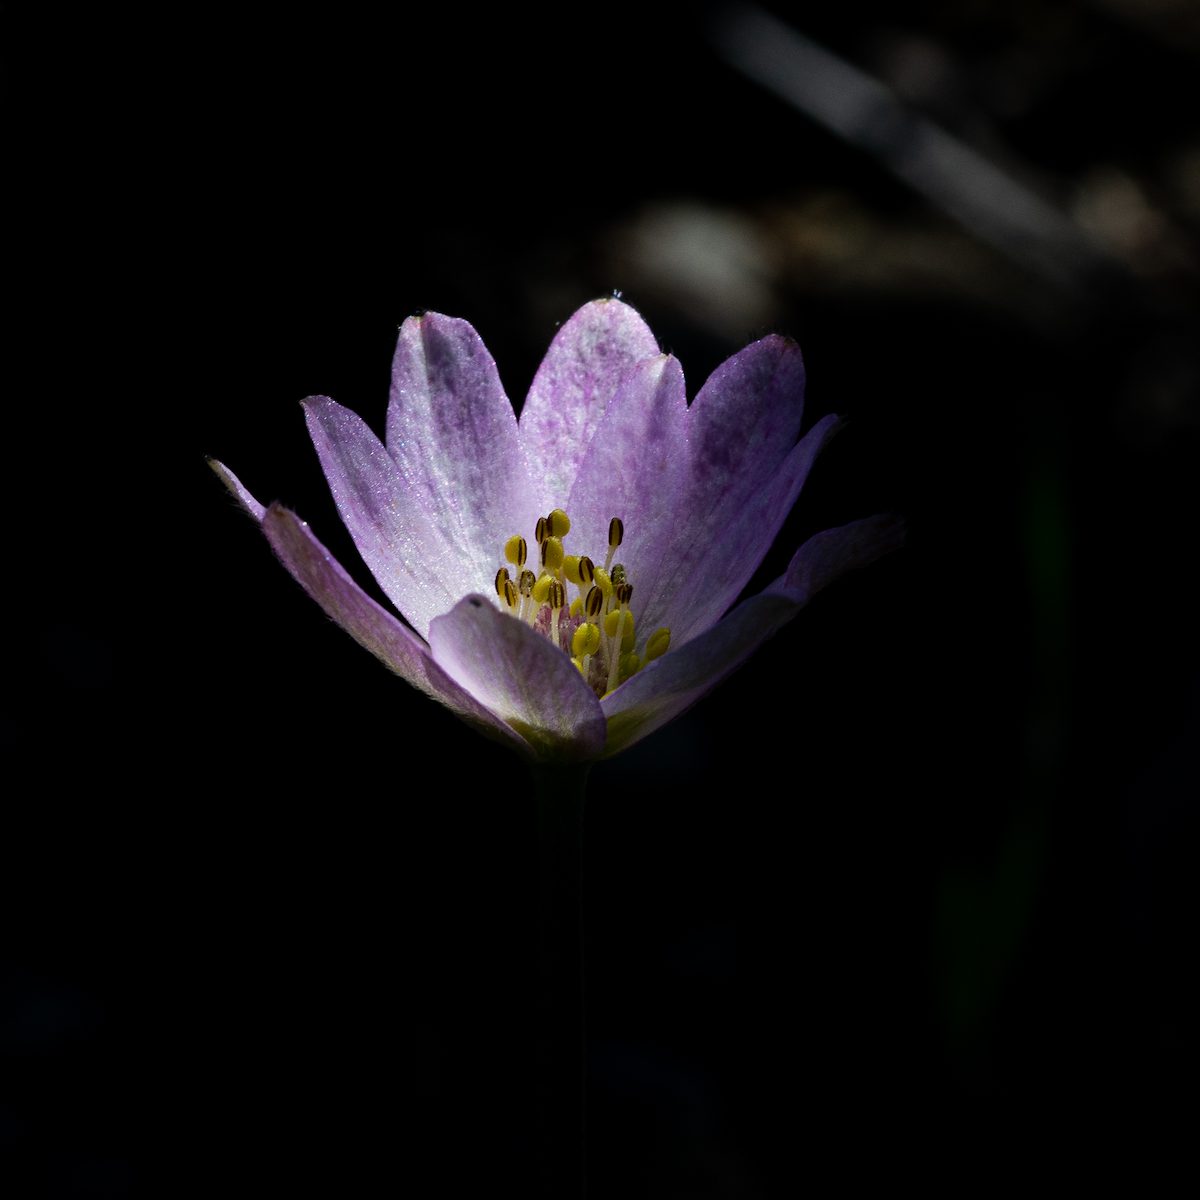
[531,761,589,1198]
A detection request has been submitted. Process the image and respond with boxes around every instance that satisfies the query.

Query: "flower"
[211,298,901,762]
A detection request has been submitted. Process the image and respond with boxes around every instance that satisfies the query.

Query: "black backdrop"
[5,2,1197,1194]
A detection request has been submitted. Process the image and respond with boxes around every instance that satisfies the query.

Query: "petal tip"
[209,458,268,522]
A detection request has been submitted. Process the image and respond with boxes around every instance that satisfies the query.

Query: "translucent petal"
[520,298,659,504]
[428,595,608,762]
[304,395,469,639]
[601,516,904,755]
[388,312,541,581]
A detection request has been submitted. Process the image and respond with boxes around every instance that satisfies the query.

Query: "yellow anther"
[503,578,519,609]
[541,535,564,571]
[576,555,595,586]
[569,597,584,618]
[572,622,601,658]
[563,554,583,584]
[548,508,571,537]
[615,582,633,606]
[535,515,549,545]
[606,607,632,694]
[604,610,636,651]
[504,535,527,568]
[593,568,612,597]
[532,573,553,605]
[604,517,624,572]
[610,564,627,588]
[644,627,671,662]
[571,656,586,675]
[618,651,641,682]
[584,585,604,618]
[516,568,538,624]
[495,567,511,597]
[548,579,566,649]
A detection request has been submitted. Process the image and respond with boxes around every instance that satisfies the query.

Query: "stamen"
[492,510,668,694]
[504,535,528,569]
[644,627,671,662]
[571,622,600,659]
[573,620,601,678]
[603,517,623,573]
[541,535,565,572]
[604,609,636,651]
[606,607,629,695]
[584,586,604,618]
[548,578,566,650]
[518,568,537,624]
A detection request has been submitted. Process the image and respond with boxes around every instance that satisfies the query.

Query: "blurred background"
[5,0,1197,1193]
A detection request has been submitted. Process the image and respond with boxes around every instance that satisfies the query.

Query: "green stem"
[532,761,589,1198]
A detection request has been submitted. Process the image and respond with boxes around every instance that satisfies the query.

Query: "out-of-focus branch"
[711,3,1119,295]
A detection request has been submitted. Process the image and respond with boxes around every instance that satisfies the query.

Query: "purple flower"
[212,299,900,762]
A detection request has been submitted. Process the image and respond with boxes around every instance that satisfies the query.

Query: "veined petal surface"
[637,336,810,643]
[428,596,608,762]
[601,515,904,756]
[388,312,541,587]
[565,354,690,596]
[209,461,528,752]
[659,413,842,645]
[304,395,469,639]
[520,298,660,504]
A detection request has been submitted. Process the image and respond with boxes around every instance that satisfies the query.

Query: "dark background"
[5,1,1197,1194]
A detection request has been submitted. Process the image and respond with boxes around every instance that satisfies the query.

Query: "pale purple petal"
[520,298,660,504]
[208,458,266,521]
[630,336,809,641]
[688,334,807,497]
[261,504,529,753]
[304,396,469,639]
[654,413,842,645]
[209,461,529,753]
[564,354,689,598]
[600,516,904,756]
[428,597,608,762]
[387,312,540,582]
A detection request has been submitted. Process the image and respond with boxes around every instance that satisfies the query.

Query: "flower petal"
[304,395,468,639]
[520,298,660,504]
[688,334,807,488]
[653,413,842,646]
[564,353,690,596]
[600,515,904,756]
[387,312,540,579]
[209,458,267,521]
[210,461,529,753]
[428,597,608,762]
[633,335,810,642]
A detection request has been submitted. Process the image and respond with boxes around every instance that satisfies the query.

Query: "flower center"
[493,508,670,698]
